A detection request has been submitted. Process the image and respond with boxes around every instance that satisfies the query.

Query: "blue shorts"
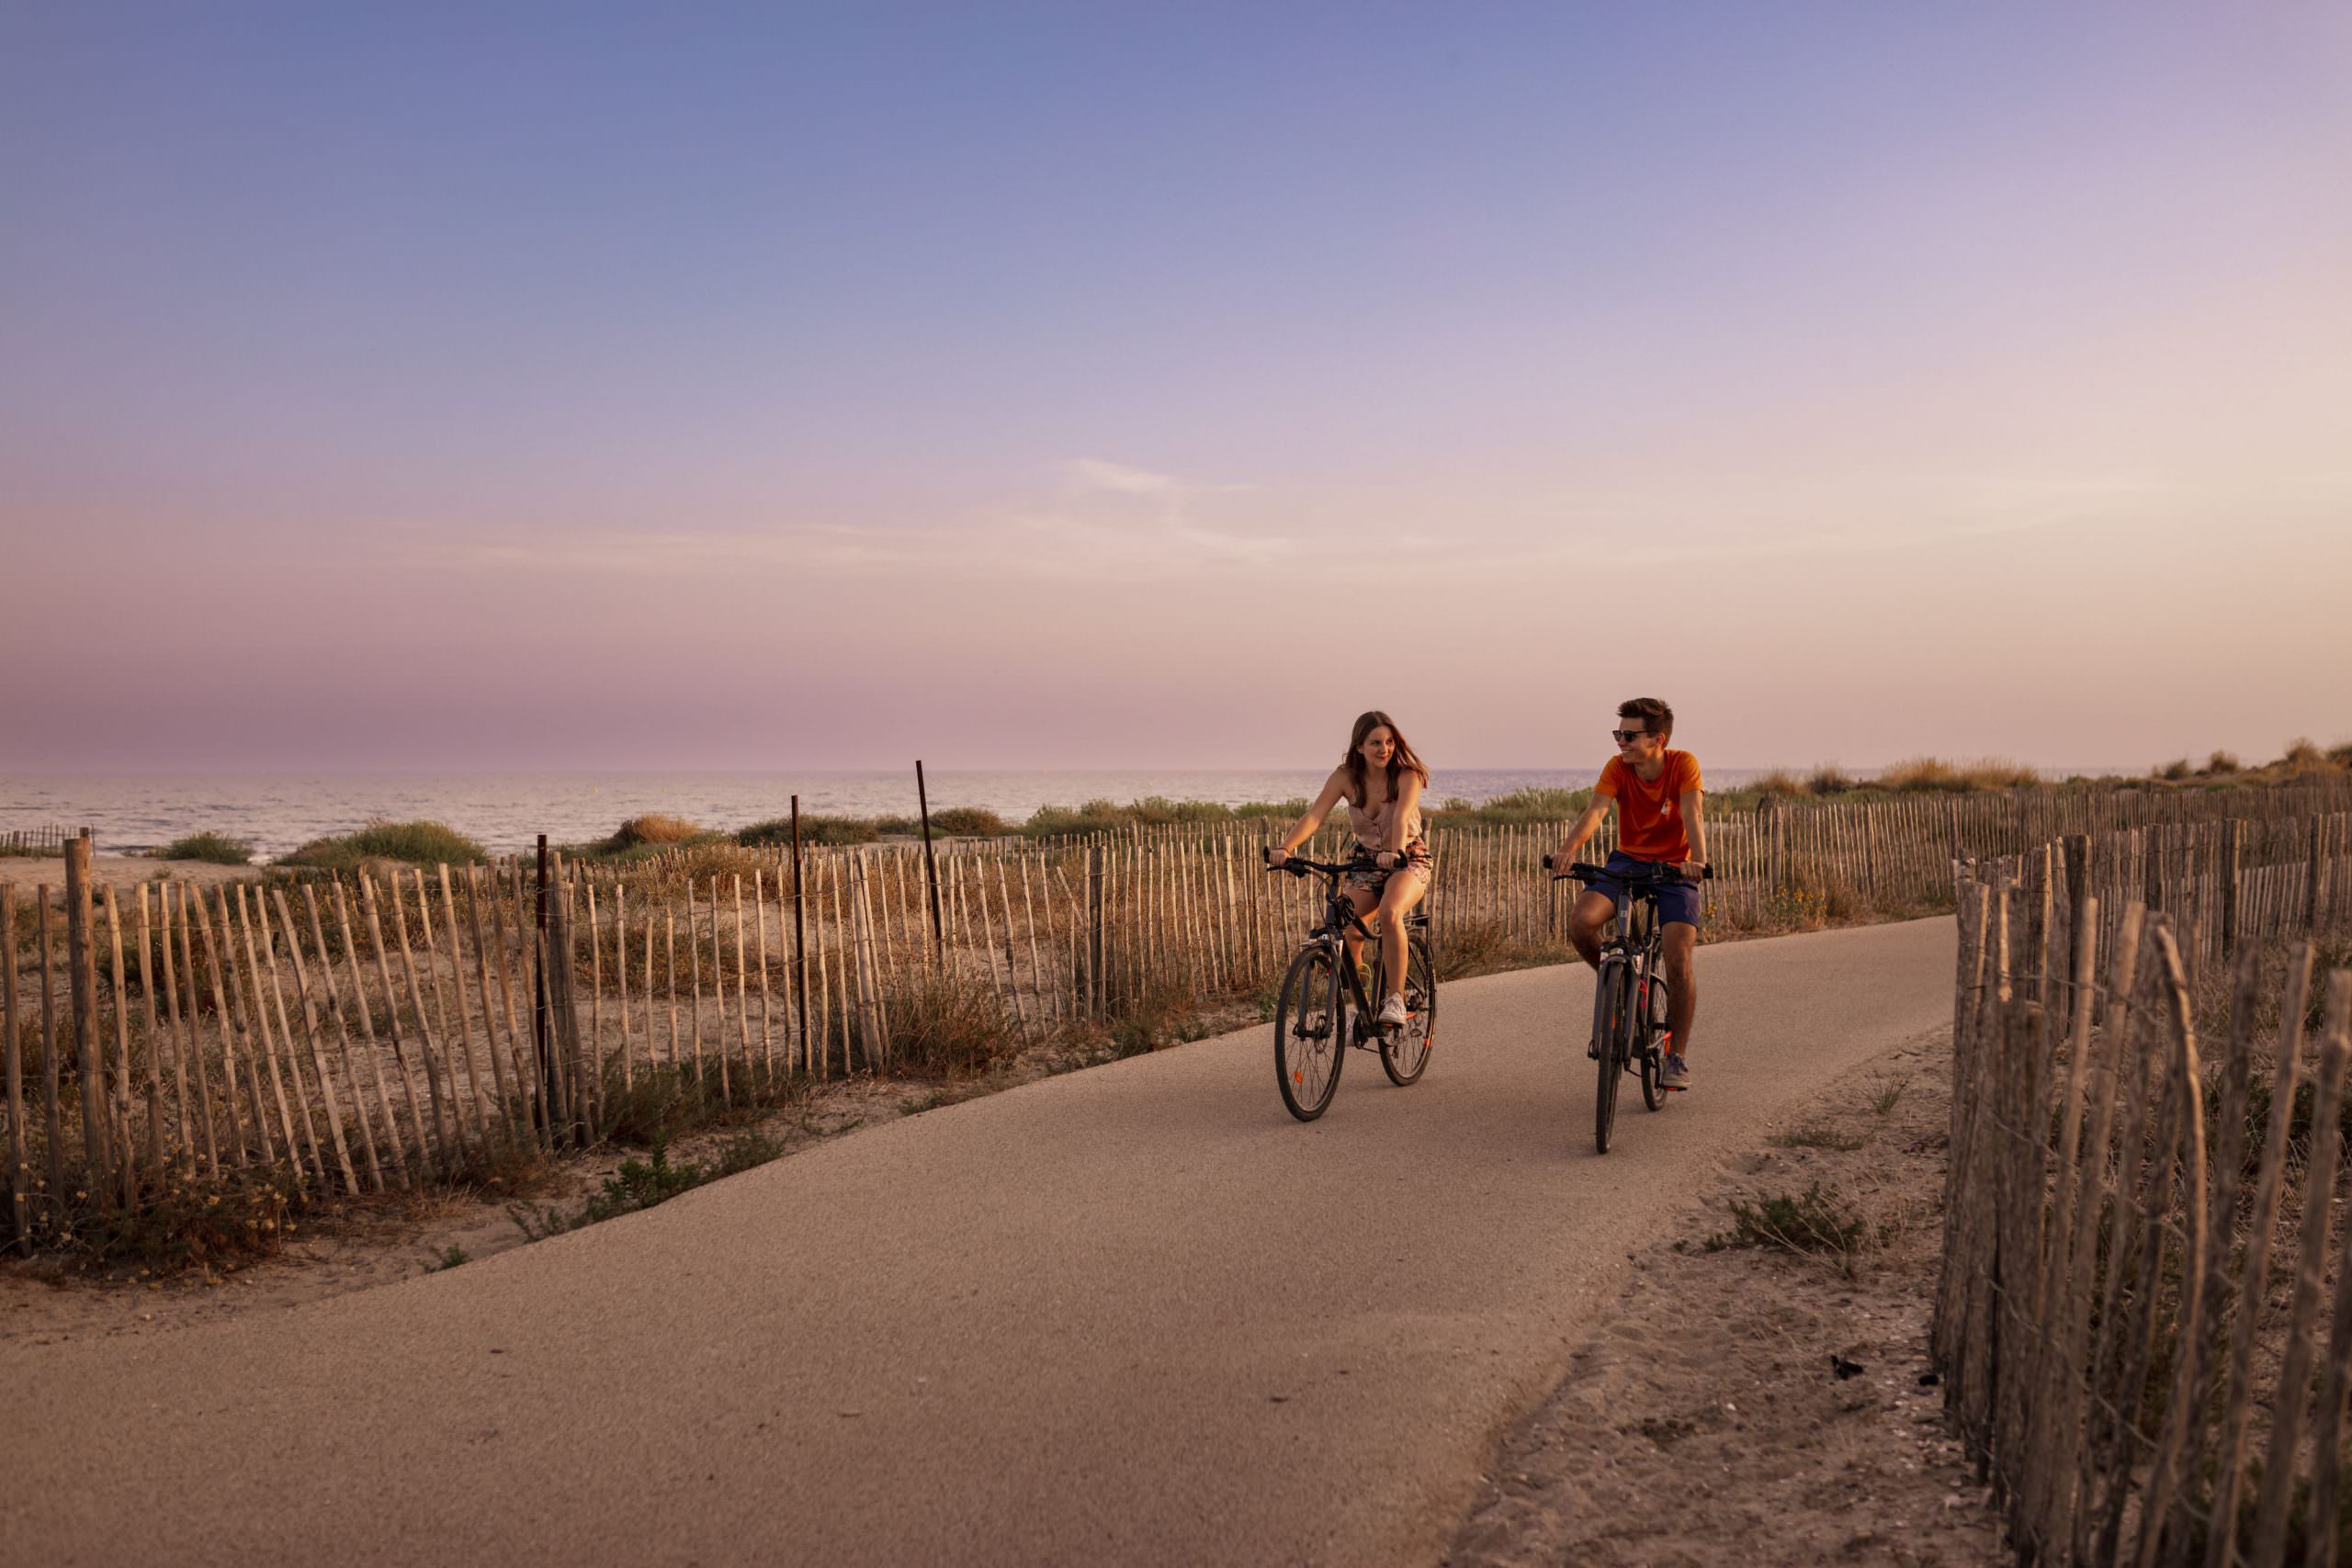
[1585,851,1700,928]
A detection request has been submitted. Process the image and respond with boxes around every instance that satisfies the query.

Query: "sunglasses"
[1611,729,1652,744]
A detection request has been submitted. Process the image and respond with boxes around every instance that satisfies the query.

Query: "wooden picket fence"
[0,826,67,857]
[6,776,2352,1255]
[1937,812,2352,1566]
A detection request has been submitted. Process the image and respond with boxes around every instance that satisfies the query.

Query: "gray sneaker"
[1660,1053,1691,1090]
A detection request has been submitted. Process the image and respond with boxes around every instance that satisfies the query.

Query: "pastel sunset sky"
[5,4,2346,774]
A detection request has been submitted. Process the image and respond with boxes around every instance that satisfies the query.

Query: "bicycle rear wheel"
[1639,975,1670,1111]
[1275,944,1346,1122]
[1379,929,1438,1086]
[1594,959,1631,1154]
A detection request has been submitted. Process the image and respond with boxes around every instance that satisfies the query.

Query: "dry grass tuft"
[606,813,707,852]
[1876,757,2041,793]
[886,970,1024,1077]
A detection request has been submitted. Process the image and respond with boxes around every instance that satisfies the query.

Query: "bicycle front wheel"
[1594,960,1631,1154]
[1640,975,1670,1112]
[1275,944,1346,1122]
[1380,930,1439,1087]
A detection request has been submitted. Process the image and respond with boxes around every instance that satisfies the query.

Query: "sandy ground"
[0,852,257,894]
[1445,1030,2005,1568]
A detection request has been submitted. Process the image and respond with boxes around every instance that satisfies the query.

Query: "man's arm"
[1679,790,1707,876]
[1550,799,1611,873]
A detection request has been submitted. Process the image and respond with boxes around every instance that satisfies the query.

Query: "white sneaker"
[1377,994,1409,1028]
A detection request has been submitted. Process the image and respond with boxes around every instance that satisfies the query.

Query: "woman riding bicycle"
[1261,711,1434,1028]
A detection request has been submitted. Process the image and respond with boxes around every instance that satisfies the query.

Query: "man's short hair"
[1618,696,1674,739]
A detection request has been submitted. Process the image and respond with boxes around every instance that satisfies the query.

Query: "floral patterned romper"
[1344,793,1434,897]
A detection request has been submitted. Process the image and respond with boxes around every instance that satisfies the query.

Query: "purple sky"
[4,4,2347,774]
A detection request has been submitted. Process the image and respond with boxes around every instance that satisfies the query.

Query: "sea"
[0,769,1673,861]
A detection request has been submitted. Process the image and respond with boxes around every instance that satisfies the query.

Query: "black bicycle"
[1545,855,1712,1154]
[1265,852,1438,1122]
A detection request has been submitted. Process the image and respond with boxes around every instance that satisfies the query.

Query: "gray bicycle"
[1266,852,1438,1122]
[1546,855,1711,1154]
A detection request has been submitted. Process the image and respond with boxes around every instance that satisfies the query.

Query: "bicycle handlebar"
[1539,852,1712,884]
[1264,851,1410,879]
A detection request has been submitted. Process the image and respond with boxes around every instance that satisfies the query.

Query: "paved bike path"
[2,917,1954,1567]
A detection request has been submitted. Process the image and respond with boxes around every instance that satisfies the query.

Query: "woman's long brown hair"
[1341,710,1430,808]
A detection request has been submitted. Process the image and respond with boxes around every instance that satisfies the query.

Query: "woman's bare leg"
[1374,873,1430,1002]
[1342,886,1379,982]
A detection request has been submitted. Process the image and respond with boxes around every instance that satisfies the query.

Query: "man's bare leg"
[1660,922,1697,1052]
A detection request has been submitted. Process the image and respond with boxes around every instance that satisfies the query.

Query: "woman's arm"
[1379,771,1426,863]
[1265,771,1349,863]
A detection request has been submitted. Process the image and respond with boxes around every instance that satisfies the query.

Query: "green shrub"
[72,1156,305,1273]
[928,807,1012,837]
[1430,786,1594,826]
[1712,1182,1869,1263]
[1023,796,1301,838]
[277,819,488,870]
[737,815,877,848]
[150,832,253,865]
[1770,1122,1868,1151]
[508,1124,789,1240]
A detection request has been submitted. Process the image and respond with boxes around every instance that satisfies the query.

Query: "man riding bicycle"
[1547,697,1708,1089]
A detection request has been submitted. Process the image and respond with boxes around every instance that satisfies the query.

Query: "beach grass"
[277,818,489,870]
[147,831,254,864]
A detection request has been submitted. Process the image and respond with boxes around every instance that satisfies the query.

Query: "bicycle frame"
[1300,866,1408,1044]
[1591,889,1665,1076]
[1280,855,1430,1045]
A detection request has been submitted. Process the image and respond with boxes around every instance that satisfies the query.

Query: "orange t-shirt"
[1598,750,1702,863]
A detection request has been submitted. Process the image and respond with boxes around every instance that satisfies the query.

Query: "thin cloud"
[1059,458,1183,497]
[395,468,2165,585]
[404,457,1306,581]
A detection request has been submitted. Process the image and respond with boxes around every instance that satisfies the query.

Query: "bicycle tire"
[1275,943,1346,1122]
[1379,930,1438,1086]
[1640,974,1670,1111]
[1594,959,1630,1154]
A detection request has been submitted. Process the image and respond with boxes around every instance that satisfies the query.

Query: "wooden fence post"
[792,796,809,1070]
[1088,843,1106,1019]
[2220,818,2243,956]
[3,882,24,1253]
[916,762,944,966]
[63,832,108,1187]
[2061,834,2090,1034]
